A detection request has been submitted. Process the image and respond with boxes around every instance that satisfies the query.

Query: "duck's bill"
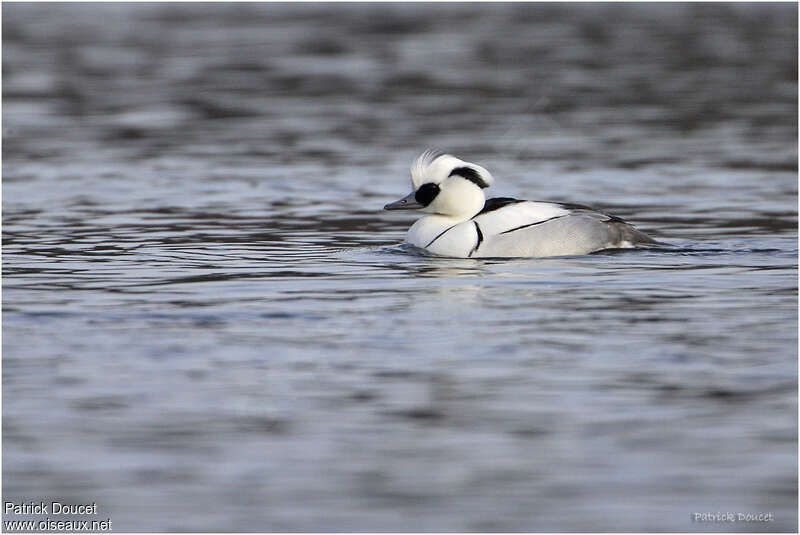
[384,191,423,210]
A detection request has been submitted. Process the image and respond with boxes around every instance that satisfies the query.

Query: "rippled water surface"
[3,3,798,532]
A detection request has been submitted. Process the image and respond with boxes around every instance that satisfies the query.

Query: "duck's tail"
[609,220,672,247]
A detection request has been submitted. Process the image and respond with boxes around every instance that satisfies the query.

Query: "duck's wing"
[472,199,573,235]
[471,199,658,257]
[544,201,660,246]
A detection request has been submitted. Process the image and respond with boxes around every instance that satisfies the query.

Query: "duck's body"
[406,197,656,258]
[385,151,658,258]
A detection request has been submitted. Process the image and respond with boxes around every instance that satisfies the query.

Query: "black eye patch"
[449,166,489,189]
[415,183,440,206]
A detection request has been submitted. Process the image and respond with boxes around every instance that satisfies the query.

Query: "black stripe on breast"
[469,221,484,257]
[475,197,523,216]
[499,215,567,235]
[425,225,456,248]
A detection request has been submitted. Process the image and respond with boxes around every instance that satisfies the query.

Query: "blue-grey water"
[2,3,797,532]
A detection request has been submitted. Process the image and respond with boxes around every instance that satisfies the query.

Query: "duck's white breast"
[407,216,478,257]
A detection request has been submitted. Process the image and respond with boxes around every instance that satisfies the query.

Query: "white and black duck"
[384,150,660,258]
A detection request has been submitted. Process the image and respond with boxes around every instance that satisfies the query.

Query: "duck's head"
[384,150,494,219]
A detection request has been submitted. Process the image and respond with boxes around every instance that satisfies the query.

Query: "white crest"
[409,149,494,190]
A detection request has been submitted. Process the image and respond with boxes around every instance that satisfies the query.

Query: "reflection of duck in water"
[385,150,659,258]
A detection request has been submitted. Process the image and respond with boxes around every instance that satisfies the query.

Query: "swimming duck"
[384,150,658,258]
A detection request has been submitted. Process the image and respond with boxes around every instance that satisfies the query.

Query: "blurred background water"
[2,2,797,532]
